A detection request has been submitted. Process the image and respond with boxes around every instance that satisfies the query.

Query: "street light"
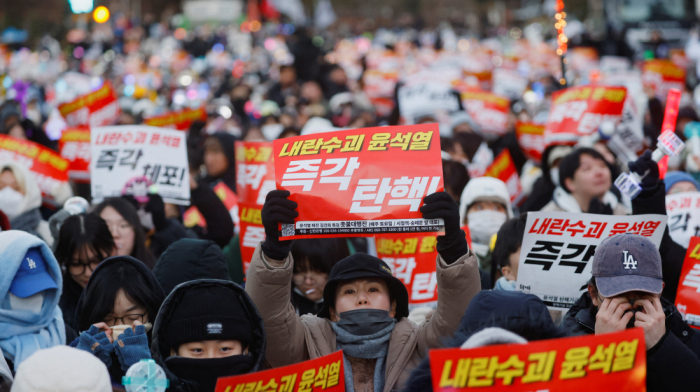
[93,6,110,23]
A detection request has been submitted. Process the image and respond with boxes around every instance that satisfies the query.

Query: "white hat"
[459,177,513,224]
[11,346,111,392]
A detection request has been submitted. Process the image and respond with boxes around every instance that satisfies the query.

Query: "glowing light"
[179,74,192,86]
[457,39,470,51]
[123,85,135,96]
[73,46,85,59]
[250,20,261,32]
[174,28,187,40]
[264,38,276,51]
[212,43,224,54]
[93,6,110,23]
[219,106,232,119]
[240,21,251,33]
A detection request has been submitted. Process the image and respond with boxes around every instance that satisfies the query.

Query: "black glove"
[627,150,659,189]
[588,197,613,215]
[261,190,298,260]
[420,192,468,265]
[145,193,169,231]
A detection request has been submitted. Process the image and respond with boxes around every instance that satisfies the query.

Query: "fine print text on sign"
[90,125,190,205]
[516,212,666,311]
[273,123,445,240]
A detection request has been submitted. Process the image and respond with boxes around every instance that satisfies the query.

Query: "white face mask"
[0,186,24,219]
[467,210,507,244]
[9,292,45,313]
[550,168,560,187]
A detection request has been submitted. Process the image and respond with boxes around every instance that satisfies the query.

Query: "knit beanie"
[164,286,253,350]
[10,346,111,392]
[664,171,700,193]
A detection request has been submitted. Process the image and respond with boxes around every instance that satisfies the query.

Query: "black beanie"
[164,286,253,349]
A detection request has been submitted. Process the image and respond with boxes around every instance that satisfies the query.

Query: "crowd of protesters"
[1,6,700,392]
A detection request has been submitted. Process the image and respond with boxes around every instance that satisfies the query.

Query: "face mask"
[0,187,24,220]
[468,210,507,244]
[166,354,255,392]
[550,168,560,186]
[9,292,45,313]
[334,309,395,336]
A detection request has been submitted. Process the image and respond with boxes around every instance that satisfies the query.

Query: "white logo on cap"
[623,251,638,270]
[27,258,36,269]
[207,323,223,334]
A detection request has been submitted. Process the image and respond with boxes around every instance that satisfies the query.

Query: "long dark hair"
[54,213,115,270]
[77,258,164,332]
[291,238,350,275]
[93,197,155,268]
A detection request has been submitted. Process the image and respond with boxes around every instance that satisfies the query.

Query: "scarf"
[331,321,395,392]
[9,209,42,238]
[494,276,516,291]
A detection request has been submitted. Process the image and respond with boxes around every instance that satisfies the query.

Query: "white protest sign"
[516,212,667,312]
[492,68,528,100]
[666,192,700,248]
[90,126,190,205]
[397,83,461,121]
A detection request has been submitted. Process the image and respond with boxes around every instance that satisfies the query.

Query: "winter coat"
[148,218,197,259]
[58,275,83,335]
[0,162,53,246]
[153,238,232,295]
[245,243,481,392]
[561,292,700,392]
[541,186,628,215]
[151,279,266,392]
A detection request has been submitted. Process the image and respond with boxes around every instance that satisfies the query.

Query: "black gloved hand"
[420,192,468,265]
[145,193,169,231]
[588,197,613,215]
[627,150,659,189]
[261,190,298,260]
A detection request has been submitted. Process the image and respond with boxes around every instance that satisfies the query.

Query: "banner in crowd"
[0,134,69,202]
[484,149,523,204]
[642,59,685,101]
[429,328,646,391]
[515,121,545,163]
[238,201,264,276]
[183,182,239,232]
[58,81,120,128]
[516,212,666,311]
[376,233,439,308]
[59,127,91,181]
[665,192,700,248]
[90,125,190,205]
[273,124,444,240]
[143,107,207,130]
[676,237,700,330]
[397,83,461,123]
[544,86,627,145]
[235,141,276,205]
[492,68,529,100]
[460,91,510,138]
[215,351,344,392]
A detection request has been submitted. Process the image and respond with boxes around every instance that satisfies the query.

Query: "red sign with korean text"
[460,91,510,138]
[484,149,523,204]
[273,124,444,240]
[215,351,344,392]
[59,127,91,181]
[235,141,275,205]
[544,86,627,145]
[643,59,685,101]
[515,121,545,163]
[238,201,264,276]
[0,135,69,202]
[675,237,700,330]
[143,107,207,130]
[430,328,646,392]
[58,82,120,128]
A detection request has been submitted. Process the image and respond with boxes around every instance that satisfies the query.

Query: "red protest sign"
[643,59,685,101]
[460,91,510,138]
[58,82,120,128]
[544,86,627,145]
[239,201,264,276]
[273,124,444,240]
[660,89,682,136]
[675,237,700,330]
[430,328,646,392]
[484,149,523,204]
[0,135,69,202]
[215,351,344,392]
[235,141,276,205]
[376,233,439,307]
[515,121,545,163]
[143,107,207,130]
[59,127,91,181]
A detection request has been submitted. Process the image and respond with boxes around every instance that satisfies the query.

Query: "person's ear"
[329,307,339,322]
[564,177,575,193]
[588,284,600,307]
[501,266,515,281]
[389,300,397,318]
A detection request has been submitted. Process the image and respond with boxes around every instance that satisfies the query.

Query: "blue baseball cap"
[9,247,58,298]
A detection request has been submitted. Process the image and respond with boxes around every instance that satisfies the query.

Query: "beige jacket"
[245,243,481,392]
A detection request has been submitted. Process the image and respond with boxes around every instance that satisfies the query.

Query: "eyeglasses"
[104,312,147,327]
[68,261,101,276]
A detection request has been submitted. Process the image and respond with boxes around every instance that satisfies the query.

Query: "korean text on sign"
[59,128,91,181]
[236,141,276,205]
[215,351,344,392]
[273,124,444,240]
[429,328,646,392]
[90,126,190,205]
[238,201,265,277]
[516,212,666,311]
[675,237,700,330]
[58,81,120,128]
[665,191,700,249]
[144,106,207,130]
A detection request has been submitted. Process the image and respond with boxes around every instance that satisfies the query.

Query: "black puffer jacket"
[561,292,700,392]
[153,238,232,295]
[403,290,565,392]
[151,280,266,392]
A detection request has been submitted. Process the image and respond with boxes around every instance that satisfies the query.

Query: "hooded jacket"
[245,243,481,392]
[153,239,232,295]
[561,292,700,392]
[541,186,628,215]
[0,162,52,246]
[151,280,266,392]
[201,132,238,192]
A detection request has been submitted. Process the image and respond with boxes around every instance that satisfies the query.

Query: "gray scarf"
[10,208,42,237]
[331,321,395,392]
